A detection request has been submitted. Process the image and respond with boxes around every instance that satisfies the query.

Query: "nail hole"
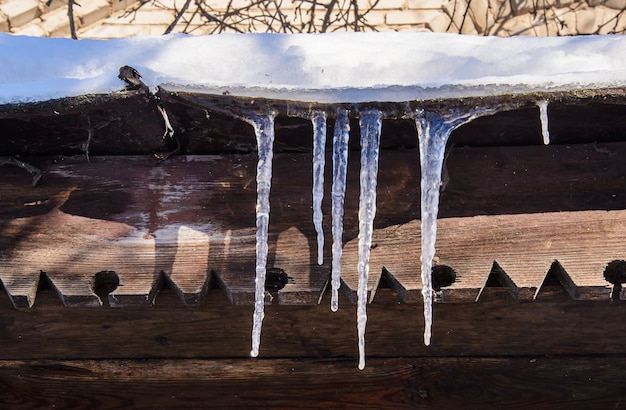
[432,265,456,290]
[92,271,119,307]
[603,260,626,301]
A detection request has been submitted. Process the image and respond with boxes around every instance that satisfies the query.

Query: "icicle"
[248,112,276,358]
[356,110,382,370]
[331,109,350,312]
[414,106,500,346]
[537,100,550,145]
[311,111,327,266]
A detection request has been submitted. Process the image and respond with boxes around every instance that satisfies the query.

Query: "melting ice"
[356,110,383,370]
[538,100,550,145]
[414,106,500,346]
[311,111,327,266]
[247,104,507,367]
[249,112,276,358]
[330,109,351,312]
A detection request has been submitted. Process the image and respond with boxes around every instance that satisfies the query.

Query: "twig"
[83,115,92,163]
[0,157,42,186]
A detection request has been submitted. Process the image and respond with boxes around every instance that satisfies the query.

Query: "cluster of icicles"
[246,100,552,369]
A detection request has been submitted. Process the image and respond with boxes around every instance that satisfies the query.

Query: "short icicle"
[311,111,327,266]
[356,110,383,370]
[414,106,501,346]
[538,100,550,145]
[248,112,277,358]
[331,109,350,312]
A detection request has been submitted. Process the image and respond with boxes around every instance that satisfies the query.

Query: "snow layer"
[2,32,626,104]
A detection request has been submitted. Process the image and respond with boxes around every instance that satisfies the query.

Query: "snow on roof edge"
[2,32,626,105]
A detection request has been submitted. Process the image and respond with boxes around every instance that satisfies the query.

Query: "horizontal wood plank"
[1,356,625,409]
[0,287,624,361]
[1,141,625,307]
[341,211,619,303]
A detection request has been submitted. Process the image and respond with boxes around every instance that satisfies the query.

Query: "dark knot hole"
[432,265,456,290]
[603,260,626,302]
[92,271,120,306]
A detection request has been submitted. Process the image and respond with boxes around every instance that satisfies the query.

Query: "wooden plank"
[341,211,619,303]
[1,287,626,361]
[0,91,169,157]
[0,204,158,308]
[1,142,626,306]
[1,356,626,408]
[157,225,211,305]
[276,227,328,304]
[3,88,626,159]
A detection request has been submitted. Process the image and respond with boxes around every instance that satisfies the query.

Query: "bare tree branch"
[164,0,193,34]
[68,0,78,39]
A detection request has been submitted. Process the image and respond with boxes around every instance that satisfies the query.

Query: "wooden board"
[0,286,625,360]
[1,142,625,307]
[1,356,625,408]
[4,88,626,157]
[340,211,621,303]
[0,91,170,157]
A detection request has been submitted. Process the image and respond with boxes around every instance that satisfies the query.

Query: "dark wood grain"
[0,287,624,361]
[3,87,626,158]
[1,356,625,409]
[0,91,170,157]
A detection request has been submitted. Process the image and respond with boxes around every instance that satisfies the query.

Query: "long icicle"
[311,111,327,266]
[356,110,382,370]
[331,109,350,312]
[415,106,501,346]
[249,112,276,358]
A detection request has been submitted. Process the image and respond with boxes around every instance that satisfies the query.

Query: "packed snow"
[3,31,625,369]
[2,32,626,104]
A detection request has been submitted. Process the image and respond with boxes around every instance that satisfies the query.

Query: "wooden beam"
[1,142,625,307]
[1,356,625,408]
[160,87,626,120]
[341,211,618,303]
[0,91,169,157]
[0,287,625,360]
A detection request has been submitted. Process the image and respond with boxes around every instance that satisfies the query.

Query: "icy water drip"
[331,109,351,312]
[248,113,276,358]
[414,106,500,346]
[311,111,327,266]
[538,100,550,145]
[356,110,383,370]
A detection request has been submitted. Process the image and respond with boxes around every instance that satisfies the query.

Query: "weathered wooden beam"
[3,87,626,158]
[341,211,618,303]
[0,287,626,360]
[1,141,625,307]
[159,87,626,119]
[159,86,626,151]
[0,91,170,157]
[1,356,625,408]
